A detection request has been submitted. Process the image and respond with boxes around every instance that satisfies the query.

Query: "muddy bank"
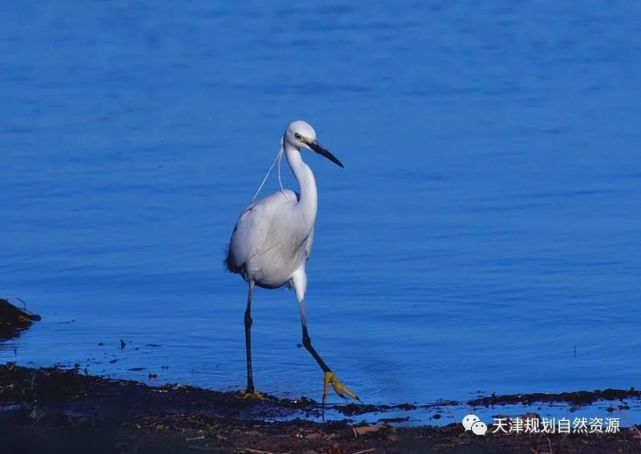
[468,388,641,407]
[0,298,40,340]
[1,364,640,453]
[1,306,640,452]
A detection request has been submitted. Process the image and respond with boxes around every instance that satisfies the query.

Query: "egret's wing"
[226,190,299,273]
[227,202,268,272]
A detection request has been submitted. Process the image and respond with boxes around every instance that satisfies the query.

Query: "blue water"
[1,1,641,418]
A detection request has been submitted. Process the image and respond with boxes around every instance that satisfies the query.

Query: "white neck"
[284,142,317,225]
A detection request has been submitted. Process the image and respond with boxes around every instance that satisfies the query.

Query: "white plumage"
[227,189,313,289]
[225,120,357,405]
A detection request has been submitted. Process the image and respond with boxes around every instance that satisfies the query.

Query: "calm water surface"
[1,1,641,418]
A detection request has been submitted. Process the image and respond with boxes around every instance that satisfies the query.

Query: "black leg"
[292,272,358,407]
[244,280,255,394]
[302,325,330,373]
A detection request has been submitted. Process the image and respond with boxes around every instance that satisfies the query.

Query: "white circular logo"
[472,421,488,436]
[462,414,480,431]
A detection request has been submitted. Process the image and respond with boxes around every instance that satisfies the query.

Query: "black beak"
[308,141,344,168]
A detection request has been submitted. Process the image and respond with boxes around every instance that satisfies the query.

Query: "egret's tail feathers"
[223,243,242,274]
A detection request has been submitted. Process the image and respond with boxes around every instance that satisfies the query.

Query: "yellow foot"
[323,371,359,405]
[238,389,268,400]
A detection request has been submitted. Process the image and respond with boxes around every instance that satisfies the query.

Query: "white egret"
[225,120,357,405]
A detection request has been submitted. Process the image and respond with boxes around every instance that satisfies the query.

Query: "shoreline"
[1,300,640,452]
[1,363,640,453]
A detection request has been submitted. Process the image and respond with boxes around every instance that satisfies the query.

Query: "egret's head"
[283,120,343,168]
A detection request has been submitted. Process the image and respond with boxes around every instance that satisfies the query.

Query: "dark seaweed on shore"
[1,363,640,453]
[1,306,641,452]
[0,298,40,340]
[468,388,641,407]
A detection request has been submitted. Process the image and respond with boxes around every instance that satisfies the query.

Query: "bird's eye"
[294,133,302,140]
